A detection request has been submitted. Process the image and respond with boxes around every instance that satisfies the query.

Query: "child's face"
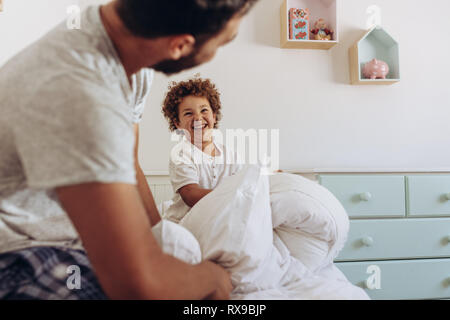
[176,95,217,144]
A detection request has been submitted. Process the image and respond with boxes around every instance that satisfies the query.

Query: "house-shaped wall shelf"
[280,0,338,50]
[349,26,400,85]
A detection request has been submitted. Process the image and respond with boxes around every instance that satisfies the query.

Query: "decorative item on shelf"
[288,8,309,40]
[348,26,399,85]
[362,58,390,80]
[310,18,334,41]
[0,0,3,12]
[280,0,338,50]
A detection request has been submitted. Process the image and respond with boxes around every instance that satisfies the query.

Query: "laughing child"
[161,77,244,223]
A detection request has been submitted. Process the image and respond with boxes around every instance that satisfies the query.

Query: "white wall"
[140,0,450,171]
[139,0,450,173]
[0,0,108,65]
[1,0,449,173]
[0,0,74,64]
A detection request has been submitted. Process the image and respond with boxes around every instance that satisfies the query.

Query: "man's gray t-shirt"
[0,5,154,254]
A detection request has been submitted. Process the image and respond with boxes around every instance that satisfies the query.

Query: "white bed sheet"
[231,263,368,300]
[153,219,368,300]
[155,166,369,300]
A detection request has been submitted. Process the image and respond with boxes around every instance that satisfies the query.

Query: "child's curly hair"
[162,77,222,132]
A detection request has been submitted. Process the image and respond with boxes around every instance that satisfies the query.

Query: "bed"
[154,166,369,300]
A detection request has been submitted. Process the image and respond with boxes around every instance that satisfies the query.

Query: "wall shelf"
[280,0,338,50]
[349,26,400,85]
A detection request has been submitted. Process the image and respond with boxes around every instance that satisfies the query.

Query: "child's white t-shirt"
[164,137,244,223]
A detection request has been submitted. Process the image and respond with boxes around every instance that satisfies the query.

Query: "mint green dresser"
[318,174,450,300]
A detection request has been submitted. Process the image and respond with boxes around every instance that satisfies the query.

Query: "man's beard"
[151,48,203,76]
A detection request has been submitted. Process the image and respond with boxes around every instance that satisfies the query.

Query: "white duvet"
[154,166,369,300]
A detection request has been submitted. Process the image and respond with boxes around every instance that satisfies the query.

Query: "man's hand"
[56,182,231,299]
[203,261,233,300]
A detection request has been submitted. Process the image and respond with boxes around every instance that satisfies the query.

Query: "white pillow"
[179,165,278,292]
[152,219,201,265]
[269,173,349,272]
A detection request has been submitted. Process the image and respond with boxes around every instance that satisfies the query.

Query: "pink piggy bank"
[362,59,389,80]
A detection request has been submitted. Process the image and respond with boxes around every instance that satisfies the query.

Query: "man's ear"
[168,35,195,60]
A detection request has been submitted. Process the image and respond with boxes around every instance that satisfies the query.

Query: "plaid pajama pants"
[0,246,108,300]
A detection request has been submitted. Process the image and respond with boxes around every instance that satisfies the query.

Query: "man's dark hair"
[117,0,258,39]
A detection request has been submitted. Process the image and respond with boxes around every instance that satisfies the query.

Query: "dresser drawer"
[407,175,450,217]
[335,218,450,261]
[335,259,450,300]
[318,175,405,218]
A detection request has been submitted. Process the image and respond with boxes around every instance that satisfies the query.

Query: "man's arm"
[134,124,161,226]
[56,182,232,299]
[178,184,212,207]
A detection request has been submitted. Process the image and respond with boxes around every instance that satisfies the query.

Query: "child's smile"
[176,95,217,151]
[192,121,208,130]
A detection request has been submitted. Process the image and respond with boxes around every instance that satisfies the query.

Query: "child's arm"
[178,184,212,207]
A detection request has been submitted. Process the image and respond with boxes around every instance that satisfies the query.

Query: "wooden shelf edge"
[281,40,338,50]
[351,79,400,86]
